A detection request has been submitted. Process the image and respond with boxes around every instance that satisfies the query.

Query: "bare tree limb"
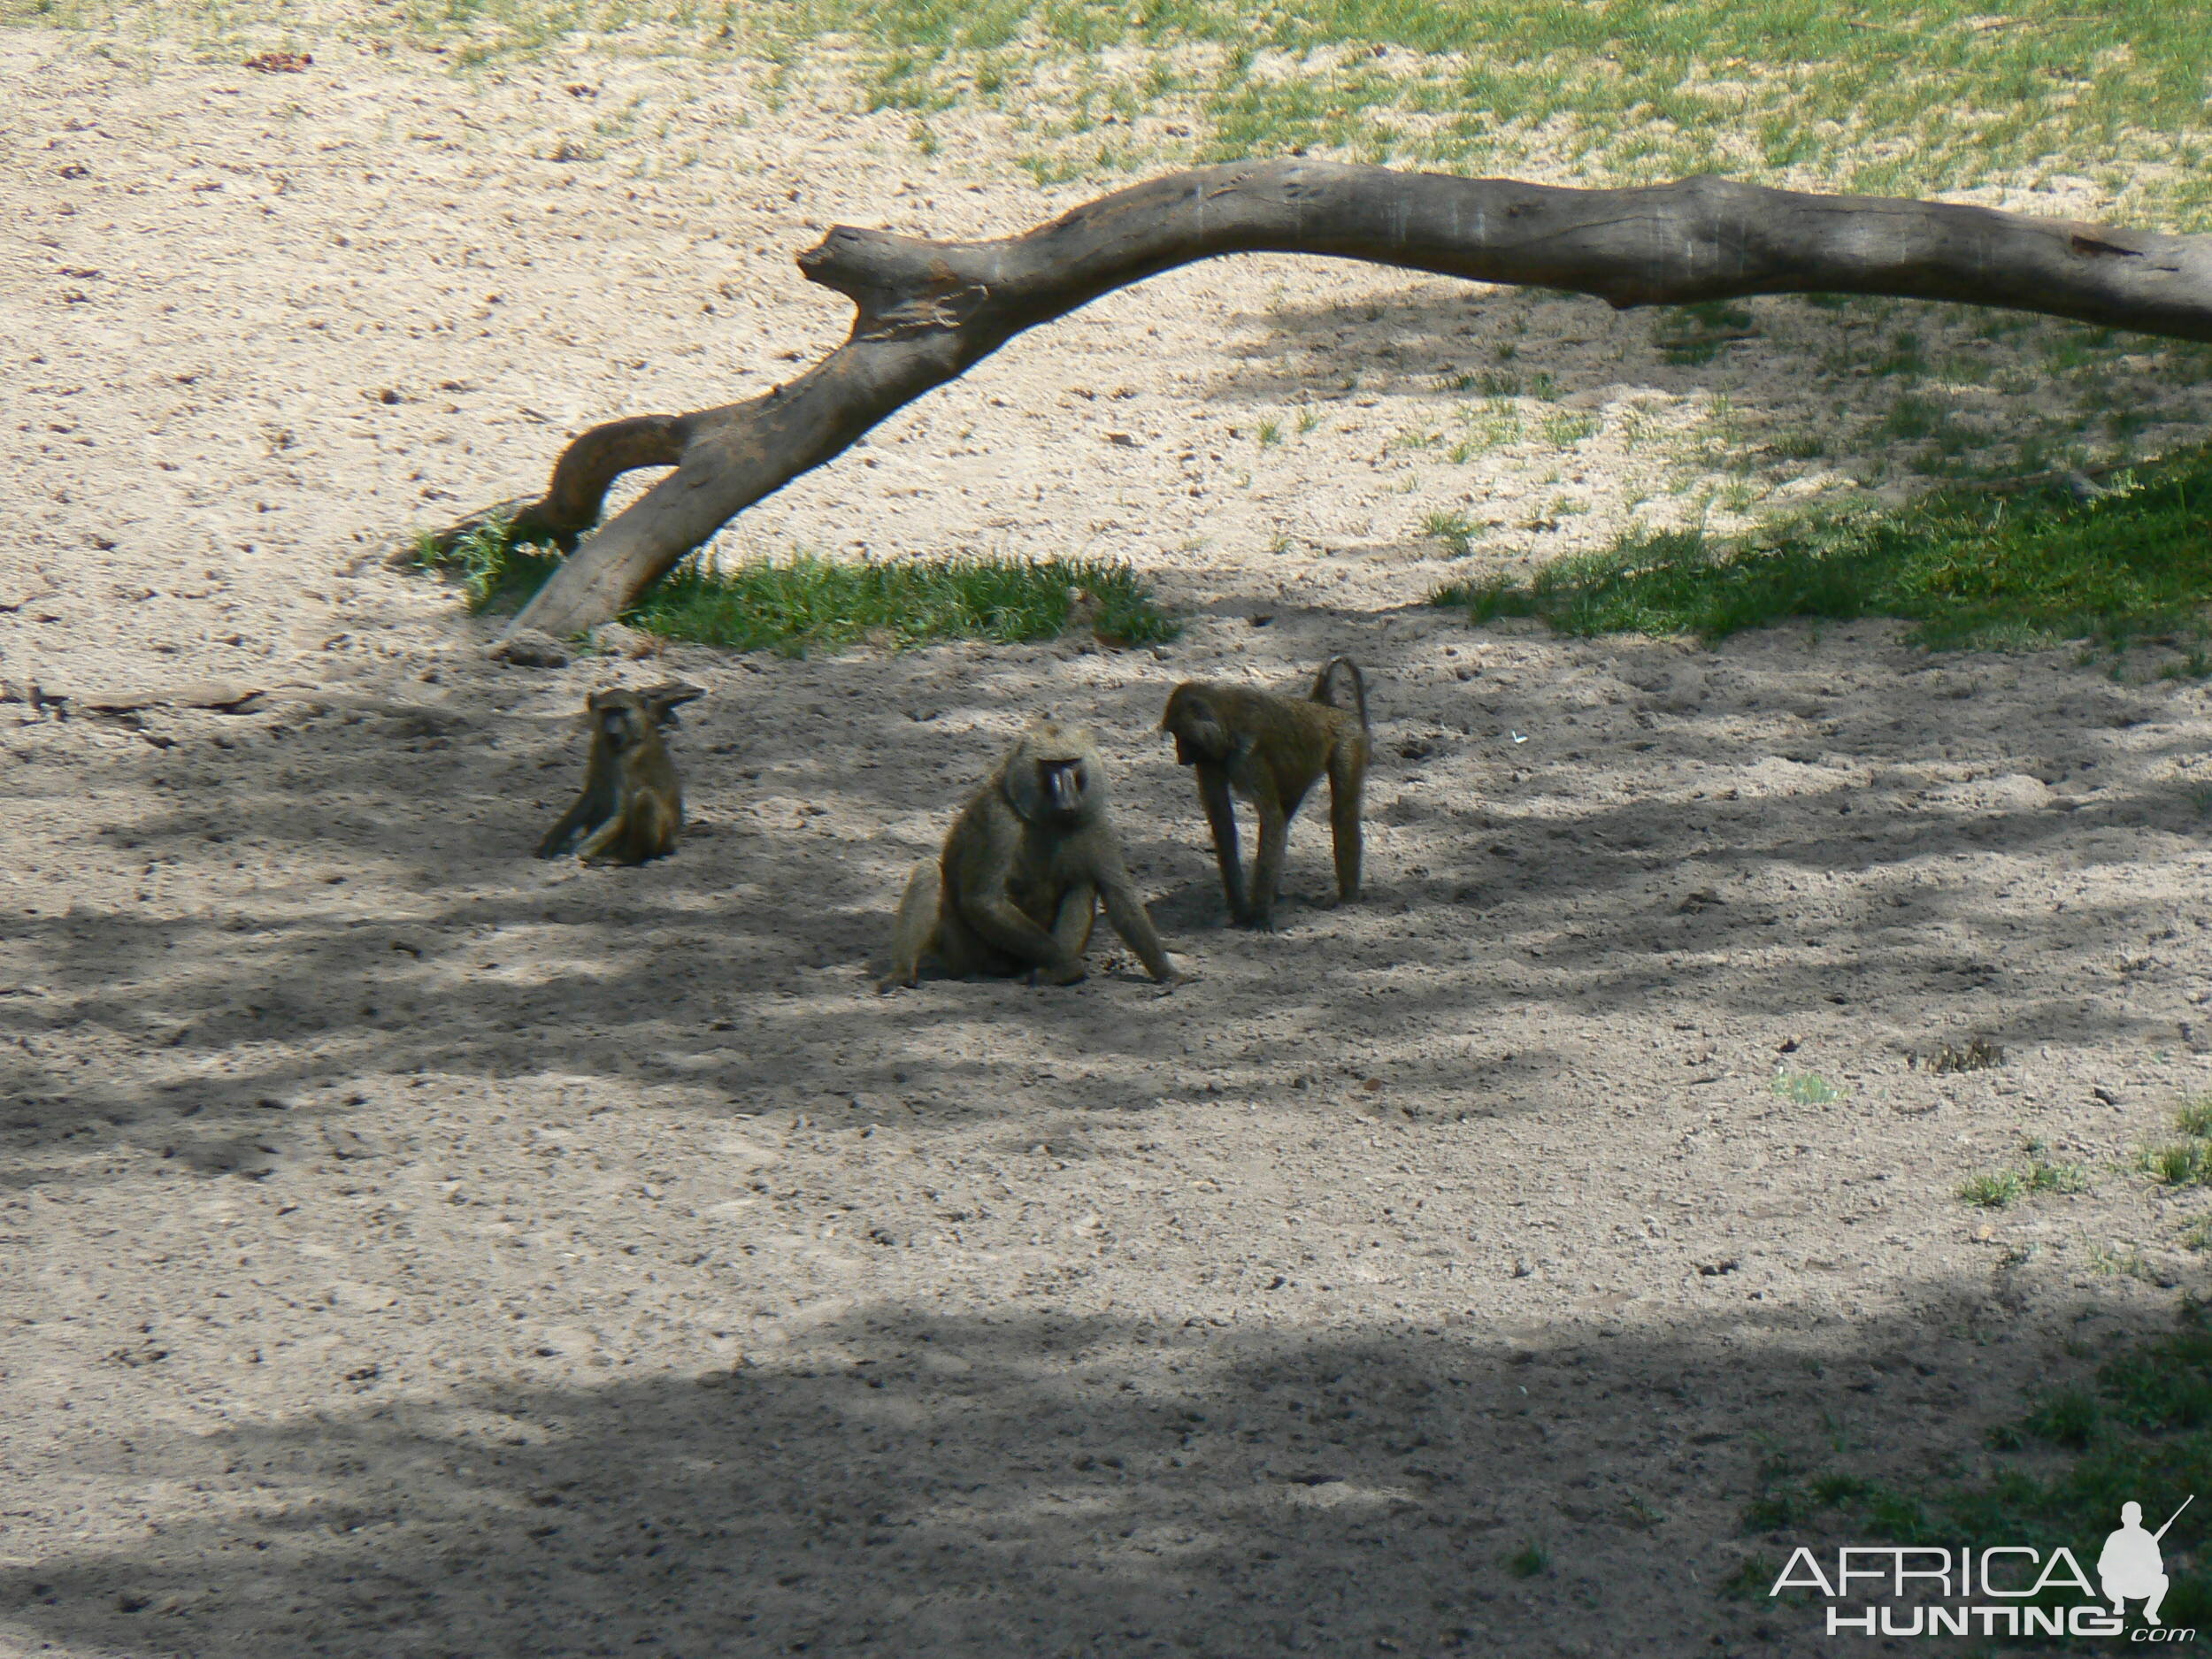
[422,161,2212,641]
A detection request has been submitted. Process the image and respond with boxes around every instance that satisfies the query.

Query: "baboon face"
[588,690,652,750]
[1004,721,1099,825]
[1041,756,1087,814]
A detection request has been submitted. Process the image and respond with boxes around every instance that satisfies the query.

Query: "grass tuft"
[1419,508,1479,557]
[1504,1540,1549,1578]
[1770,1067,1839,1106]
[2142,1098,2212,1200]
[1434,442,2212,654]
[1958,1141,2089,1210]
[1956,1169,2022,1210]
[410,519,1179,656]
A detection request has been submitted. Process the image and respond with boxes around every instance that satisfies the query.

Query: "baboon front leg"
[1327,743,1365,904]
[1194,763,1248,923]
[1246,798,1292,931]
[1099,875,1177,982]
[877,861,941,992]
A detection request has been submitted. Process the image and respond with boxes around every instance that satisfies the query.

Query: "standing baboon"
[879,718,1181,991]
[1159,657,1370,929]
[536,681,703,865]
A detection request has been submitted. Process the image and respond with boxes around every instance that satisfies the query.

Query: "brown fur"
[1159,657,1371,929]
[879,718,1179,991]
[536,682,702,865]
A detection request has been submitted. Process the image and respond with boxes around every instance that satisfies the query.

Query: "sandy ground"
[4,26,2212,1659]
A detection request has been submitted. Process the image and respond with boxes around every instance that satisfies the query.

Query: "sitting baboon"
[879,718,1181,991]
[536,681,703,865]
[1159,657,1370,929]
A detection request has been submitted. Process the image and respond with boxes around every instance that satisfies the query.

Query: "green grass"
[2142,1097,2212,1191]
[13,1,2211,231]
[1957,1169,2024,1209]
[1958,1148,2089,1210]
[1770,1067,1838,1106]
[1652,301,1756,366]
[2145,1141,2212,1188]
[1538,411,1600,448]
[1504,1540,1549,1578]
[1419,508,1479,557]
[1747,1311,2212,1632]
[1433,442,2212,655]
[410,518,1179,655]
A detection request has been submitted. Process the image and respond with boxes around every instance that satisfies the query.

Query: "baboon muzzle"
[1045,761,1086,814]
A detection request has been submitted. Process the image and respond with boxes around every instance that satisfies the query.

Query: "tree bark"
[430,160,2212,641]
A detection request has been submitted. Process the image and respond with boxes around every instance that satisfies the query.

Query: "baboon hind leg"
[1048,882,1098,962]
[878,861,942,992]
[576,810,634,865]
[1327,742,1364,904]
[538,787,611,858]
[580,795,675,865]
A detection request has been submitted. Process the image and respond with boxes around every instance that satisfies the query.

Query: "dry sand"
[4,26,2210,1659]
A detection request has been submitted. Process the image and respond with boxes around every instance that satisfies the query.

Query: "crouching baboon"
[1159,657,1371,929]
[879,718,1182,991]
[537,681,703,865]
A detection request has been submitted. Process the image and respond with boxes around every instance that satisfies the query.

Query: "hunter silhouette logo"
[1771,1493,2198,1640]
[2102,1496,2191,1628]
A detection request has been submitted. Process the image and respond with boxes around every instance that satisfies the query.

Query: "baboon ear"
[1002,752,1046,822]
[642,681,704,726]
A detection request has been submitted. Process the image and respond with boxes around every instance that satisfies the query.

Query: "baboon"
[1159,657,1371,929]
[536,681,703,865]
[878,718,1181,991]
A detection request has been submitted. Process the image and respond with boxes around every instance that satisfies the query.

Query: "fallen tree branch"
[419,161,2212,640]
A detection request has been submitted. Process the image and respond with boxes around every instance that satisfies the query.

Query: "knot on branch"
[2070,231,2146,260]
[856,284,991,342]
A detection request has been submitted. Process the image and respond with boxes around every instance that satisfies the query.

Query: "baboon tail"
[1311,657,1369,729]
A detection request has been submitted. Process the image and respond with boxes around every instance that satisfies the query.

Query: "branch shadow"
[0,1286,2173,1659]
[1195,276,2212,503]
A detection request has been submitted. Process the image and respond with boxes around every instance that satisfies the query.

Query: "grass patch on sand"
[2140,1097,2212,1192]
[1956,1141,2091,1210]
[411,518,1179,655]
[12,2,2211,229]
[1433,443,2212,656]
[1746,1309,2212,1628]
